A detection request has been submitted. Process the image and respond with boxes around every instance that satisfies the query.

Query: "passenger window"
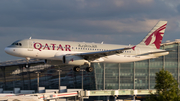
[19,43,22,46]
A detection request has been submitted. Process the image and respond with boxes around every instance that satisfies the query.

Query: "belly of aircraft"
[99,55,151,63]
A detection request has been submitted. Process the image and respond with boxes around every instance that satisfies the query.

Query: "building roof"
[162,39,180,45]
[0,59,44,67]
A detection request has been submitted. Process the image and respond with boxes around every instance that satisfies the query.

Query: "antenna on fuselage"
[29,37,32,39]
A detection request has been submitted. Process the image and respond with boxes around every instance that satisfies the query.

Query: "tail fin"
[137,21,167,49]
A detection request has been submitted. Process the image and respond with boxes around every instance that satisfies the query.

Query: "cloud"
[0,0,178,35]
[177,4,180,13]
[113,0,124,7]
[160,0,180,12]
[0,0,180,61]
[136,0,154,4]
[84,19,159,33]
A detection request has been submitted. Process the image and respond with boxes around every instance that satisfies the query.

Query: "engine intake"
[63,55,89,66]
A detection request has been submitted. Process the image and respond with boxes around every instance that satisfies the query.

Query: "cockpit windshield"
[11,42,22,46]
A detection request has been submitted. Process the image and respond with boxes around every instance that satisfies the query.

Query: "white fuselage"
[5,39,168,63]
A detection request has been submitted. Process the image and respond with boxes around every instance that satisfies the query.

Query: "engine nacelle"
[63,55,90,66]
[54,52,65,60]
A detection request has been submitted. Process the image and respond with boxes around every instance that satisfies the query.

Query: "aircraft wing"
[74,48,131,61]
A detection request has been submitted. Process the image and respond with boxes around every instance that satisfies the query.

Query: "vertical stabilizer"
[137,21,167,49]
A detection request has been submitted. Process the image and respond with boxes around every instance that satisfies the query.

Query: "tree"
[146,69,180,101]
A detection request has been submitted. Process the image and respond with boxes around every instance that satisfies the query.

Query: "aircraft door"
[28,41,33,51]
[136,48,141,55]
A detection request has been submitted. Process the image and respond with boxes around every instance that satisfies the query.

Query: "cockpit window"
[11,43,16,45]
[11,43,22,46]
[19,43,22,46]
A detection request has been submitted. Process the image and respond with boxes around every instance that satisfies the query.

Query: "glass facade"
[93,42,180,90]
[0,64,95,91]
[0,42,180,91]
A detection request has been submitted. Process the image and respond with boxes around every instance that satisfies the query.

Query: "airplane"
[5,21,169,72]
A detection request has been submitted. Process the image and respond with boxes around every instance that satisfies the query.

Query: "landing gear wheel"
[73,66,80,72]
[86,67,93,72]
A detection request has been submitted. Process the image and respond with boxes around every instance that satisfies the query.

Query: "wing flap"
[74,47,131,61]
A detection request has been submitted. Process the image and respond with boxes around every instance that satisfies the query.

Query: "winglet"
[137,21,167,49]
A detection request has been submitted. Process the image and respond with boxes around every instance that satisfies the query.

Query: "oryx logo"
[144,24,167,49]
[131,46,136,50]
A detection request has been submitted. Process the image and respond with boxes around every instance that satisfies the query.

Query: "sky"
[0,0,180,62]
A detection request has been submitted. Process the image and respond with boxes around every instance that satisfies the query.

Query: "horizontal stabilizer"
[136,50,171,56]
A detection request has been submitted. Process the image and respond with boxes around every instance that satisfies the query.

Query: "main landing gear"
[86,67,93,72]
[73,66,81,72]
[73,66,93,72]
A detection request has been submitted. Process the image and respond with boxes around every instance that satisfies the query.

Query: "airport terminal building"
[0,40,179,92]
[93,39,179,90]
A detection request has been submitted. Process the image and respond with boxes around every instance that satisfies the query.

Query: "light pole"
[35,71,41,93]
[81,69,85,90]
[80,69,85,101]
[57,69,62,93]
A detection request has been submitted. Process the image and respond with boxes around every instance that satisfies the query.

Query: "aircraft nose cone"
[4,47,20,57]
[4,47,11,54]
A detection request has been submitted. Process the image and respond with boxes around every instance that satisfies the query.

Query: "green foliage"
[146,69,180,101]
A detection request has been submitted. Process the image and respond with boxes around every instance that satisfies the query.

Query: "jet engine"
[63,55,90,66]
